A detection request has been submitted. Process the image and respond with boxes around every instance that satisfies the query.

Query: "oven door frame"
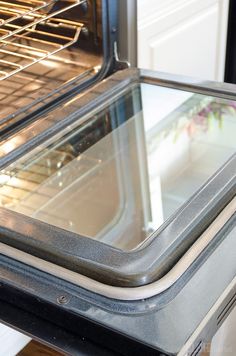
[0,68,235,292]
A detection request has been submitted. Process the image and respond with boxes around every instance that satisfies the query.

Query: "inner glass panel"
[0,83,235,250]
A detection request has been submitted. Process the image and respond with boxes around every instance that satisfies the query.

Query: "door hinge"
[113,42,130,71]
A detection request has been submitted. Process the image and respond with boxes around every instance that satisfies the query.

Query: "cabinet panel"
[150,4,218,80]
[138,0,229,81]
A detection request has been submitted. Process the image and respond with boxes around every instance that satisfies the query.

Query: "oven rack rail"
[0,0,85,80]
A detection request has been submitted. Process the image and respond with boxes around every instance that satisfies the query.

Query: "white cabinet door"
[138,0,229,81]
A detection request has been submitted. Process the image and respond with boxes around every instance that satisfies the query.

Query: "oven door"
[0,68,235,355]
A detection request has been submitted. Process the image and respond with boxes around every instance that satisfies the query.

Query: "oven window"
[0,83,235,250]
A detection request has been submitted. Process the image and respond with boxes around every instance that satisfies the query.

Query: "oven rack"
[0,65,94,132]
[0,0,85,80]
[0,1,53,28]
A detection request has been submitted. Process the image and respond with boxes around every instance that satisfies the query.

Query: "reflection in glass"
[0,83,235,250]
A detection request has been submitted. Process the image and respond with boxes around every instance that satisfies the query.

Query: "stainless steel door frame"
[118,0,137,67]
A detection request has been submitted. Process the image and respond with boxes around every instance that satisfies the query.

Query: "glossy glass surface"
[0,83,235,250]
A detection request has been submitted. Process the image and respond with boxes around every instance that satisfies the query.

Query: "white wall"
[138,0,229,81]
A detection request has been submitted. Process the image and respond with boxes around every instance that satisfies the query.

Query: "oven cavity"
[0,0,103,133]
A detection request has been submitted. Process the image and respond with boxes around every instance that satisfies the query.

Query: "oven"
[0,1,235,356]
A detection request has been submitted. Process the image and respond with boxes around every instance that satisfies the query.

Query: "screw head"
[57,295,69,305]
[81,27,89,37]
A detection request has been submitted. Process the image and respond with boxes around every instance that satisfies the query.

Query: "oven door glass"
[0,69,235,288]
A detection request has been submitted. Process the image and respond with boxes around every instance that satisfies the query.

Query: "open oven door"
[0,68,235,355]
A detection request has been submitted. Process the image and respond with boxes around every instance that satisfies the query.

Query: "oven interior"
[0,0,106,136]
